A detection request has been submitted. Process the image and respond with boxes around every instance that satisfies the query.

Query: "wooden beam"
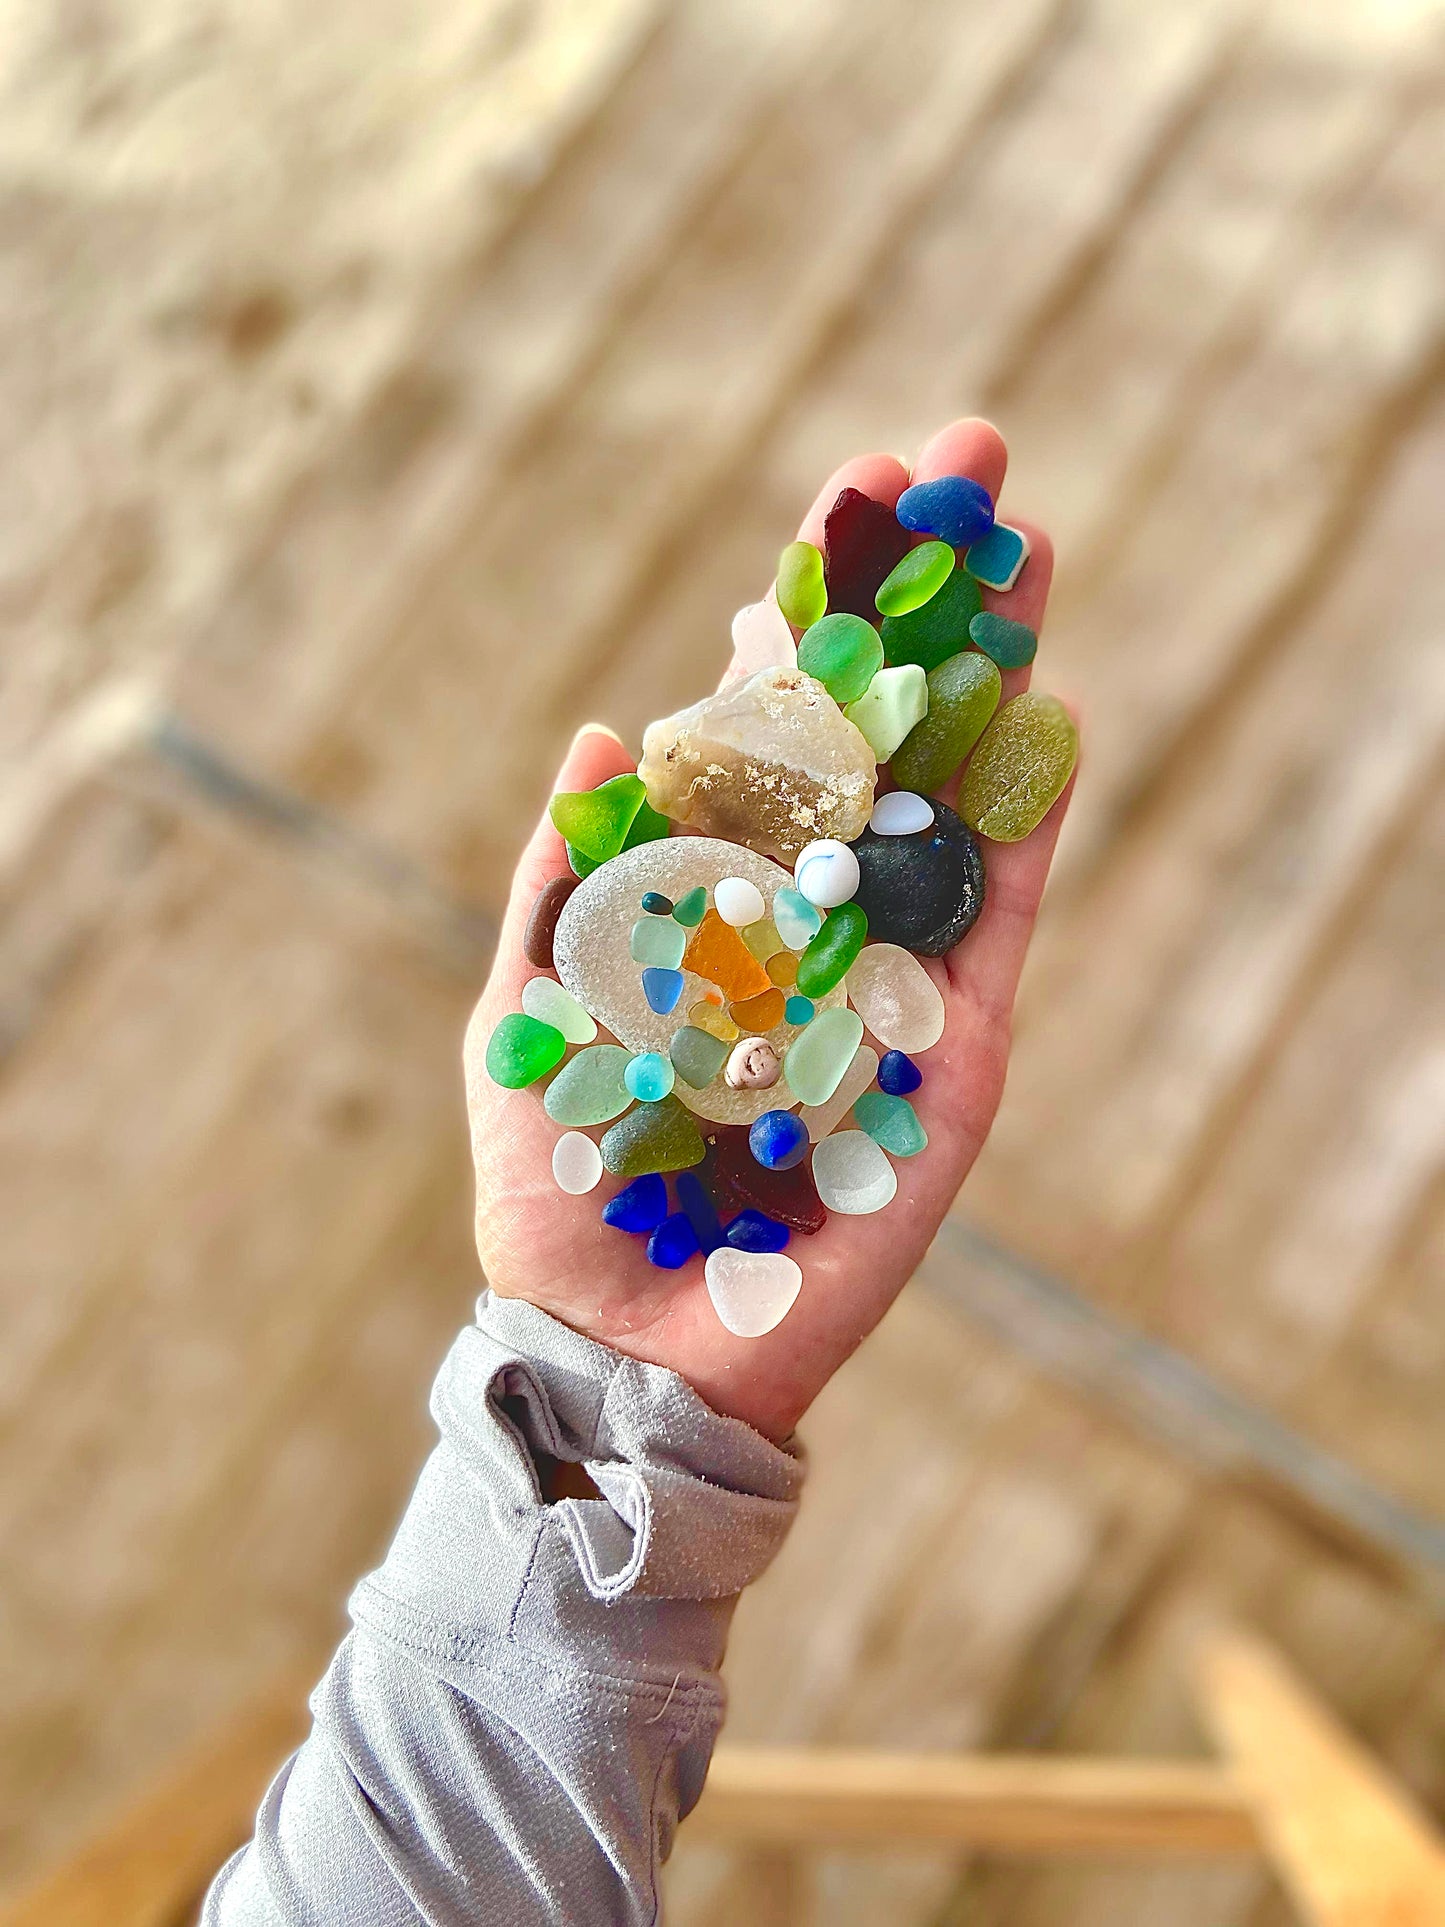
[1193,1630,1445,1927]
[689,1747,1260,1856]
[0,1681,308,1927]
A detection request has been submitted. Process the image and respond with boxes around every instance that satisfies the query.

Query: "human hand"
[463,418,1074,1443]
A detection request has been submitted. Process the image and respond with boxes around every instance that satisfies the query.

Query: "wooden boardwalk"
[1,0,1443,1919]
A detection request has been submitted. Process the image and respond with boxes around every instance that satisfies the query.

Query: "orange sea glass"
[730,987,786,1032]
[683,909,772,1002]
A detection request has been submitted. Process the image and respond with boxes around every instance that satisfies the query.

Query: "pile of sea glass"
[486,476,1076,1339]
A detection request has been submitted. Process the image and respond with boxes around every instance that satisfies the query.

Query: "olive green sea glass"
[890,650,1001,793]
[875,540,954,617]
[961,693,1078,842]
[795,613,883,704]
[795,902,868,999]
[600,1095,706,1175]
[543,1044,634,1126]
[486,1012,566,1090]
[880,567,982,672]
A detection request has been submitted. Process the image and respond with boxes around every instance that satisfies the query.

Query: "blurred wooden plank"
[0,1680,306,1927]
[972,365,1445,1286]
[693,1748,1258,1854]
[1194,1631,1445,1926]
[234,0,1067,890]
[0,0,660,761]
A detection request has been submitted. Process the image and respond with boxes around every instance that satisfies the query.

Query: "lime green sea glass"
[550,774,644,863]
[775,540,827,629]
[875,540,954,617]
[880,567,982,672]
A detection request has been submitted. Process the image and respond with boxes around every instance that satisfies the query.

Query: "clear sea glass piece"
[811,1130,898,1214]
[704,1247,804,1337]
[521,976,597,1045]
[845,944,945,1053]
[552,1131,604,1194]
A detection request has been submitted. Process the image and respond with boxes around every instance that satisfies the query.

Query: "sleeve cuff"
[460,1293,805,1602]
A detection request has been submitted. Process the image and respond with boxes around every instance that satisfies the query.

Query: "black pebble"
[849,801,986,955]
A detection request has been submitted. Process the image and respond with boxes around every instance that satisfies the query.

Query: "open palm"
[463,419,1072,1443]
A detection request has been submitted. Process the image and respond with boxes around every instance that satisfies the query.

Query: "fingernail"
[568,720,627,754]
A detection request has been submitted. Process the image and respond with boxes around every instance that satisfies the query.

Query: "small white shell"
[793,838,860,908]
[724,1036,781,1090]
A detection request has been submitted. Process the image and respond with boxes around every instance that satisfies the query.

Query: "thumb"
[500,721,640,954]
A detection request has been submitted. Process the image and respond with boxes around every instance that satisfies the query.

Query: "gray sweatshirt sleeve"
[202,1292,804,1926]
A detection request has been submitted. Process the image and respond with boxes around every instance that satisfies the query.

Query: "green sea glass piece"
[600,1095,706,1175]
[960,693,1078,842]
[671,885,708,927]
[623,793,670,849]
[486,1012,566,1090]
[875,540,954,617]
[543,1044,634,1126]
[669,1025,730,1089]
[968,610,1037,669]
[844,663,928,762]
[775,540,827,629]
[880,567,982,673]
[853,1090,928,1156]
[890,650,1001,793]
[783,1006,865,1106]
[550,774,644,863]
[795,902,868,999]
[795,613,883,705]
[631,917,687,969]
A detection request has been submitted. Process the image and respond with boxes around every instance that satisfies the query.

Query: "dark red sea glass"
[701,1125,828,1235]
[822,487,911,620]
[523,873,578,969]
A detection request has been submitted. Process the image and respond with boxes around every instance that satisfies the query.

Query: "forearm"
[203,1294,803,1926]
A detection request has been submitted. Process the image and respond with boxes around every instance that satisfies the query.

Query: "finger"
[498,724,638,968]
[722,453,911,689]
[796,452,909,546]
[908,416,1008,502]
